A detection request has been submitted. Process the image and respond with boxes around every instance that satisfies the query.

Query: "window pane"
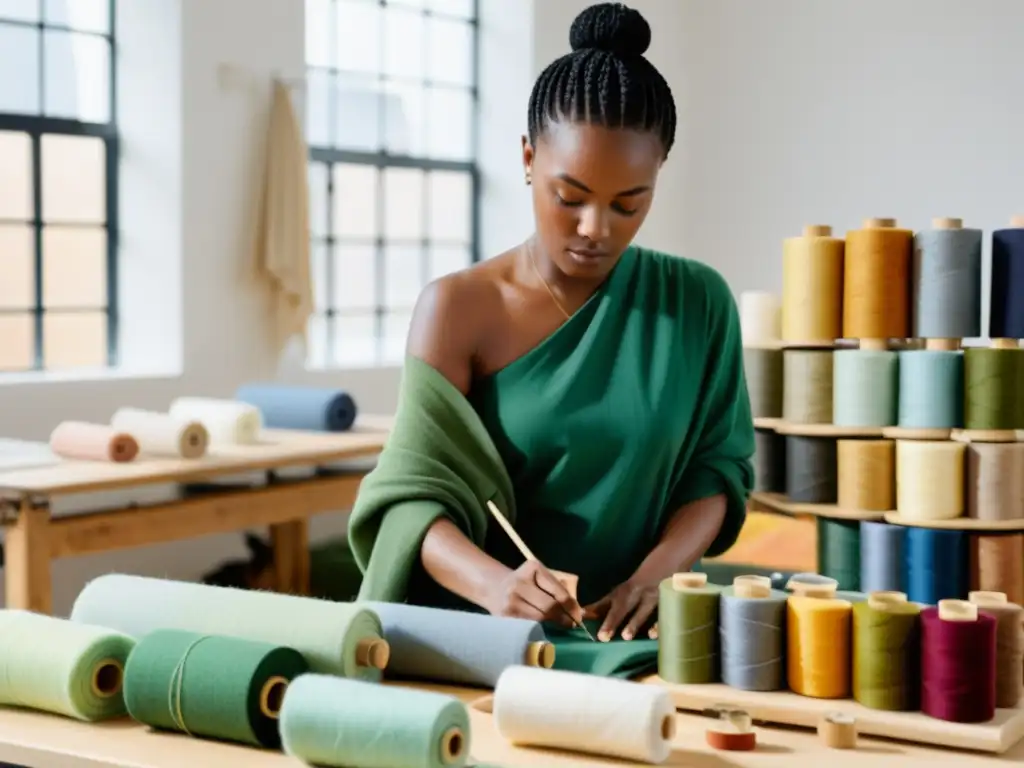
[0,131,33,220]
[0,224,35,309]
[389,0,425,10]
[44,0,109,33]
[308,162,328,237]
[427,87,471,161]
[428,17,472,87]
[428,170,471,242]
[336,0,381,74]
[43,310,106,368]
[333,244,377,311]
[0,314,34,371]
[42,134,105,223]
[0,0,40,23]
[310,240,330,310]
[382,310,412,364]
[333,313,376,367]
[305,67,332,147]
[334,73,381,152]
[426,0,473,19]
[0,23,40,114]
[332,164,379,238]
[42,226,107,308]
[306,313,329,368]
[305,0,332,67]
[44,30,111,123]
[384,244,423,307]
[383,82,426,156]
[384,168,424,241]
[383,6,423,81]
[429,245,470,280]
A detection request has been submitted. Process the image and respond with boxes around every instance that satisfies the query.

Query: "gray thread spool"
[912,218,983,339]
[832,349,898,427]
[754,429,786,492]
[744,347,783,418]
[719,578,786,692]
[782,350,833,424]
[859,521,905,594]
[965,443,1024,521]
[785,436,837,503]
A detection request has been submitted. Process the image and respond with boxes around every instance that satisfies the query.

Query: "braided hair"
[527,3,677,158]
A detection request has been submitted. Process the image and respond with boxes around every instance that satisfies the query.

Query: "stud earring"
[525,172,532,186]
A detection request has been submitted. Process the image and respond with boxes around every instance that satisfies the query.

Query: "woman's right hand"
[484,560,585,627]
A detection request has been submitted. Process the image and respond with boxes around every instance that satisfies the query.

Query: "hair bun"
[569,2,652,57]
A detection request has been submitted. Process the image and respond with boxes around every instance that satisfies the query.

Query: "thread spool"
[492,666,677,765]
[787,593,852,698]
[657,572,721,684]
[740,290,781,346]
[859,521,904,594]
[782,350,833,424]
[818,712,858,749]
[781,224,844,343]
[963,347,1024,433]
[968,591,1024,709]
[903,528,969,605]
[753,429,786,492]
[109,408,209,459]
[744,347,783,418]
[786,573,838,597]
[706,708,757,751]
[48,421,139,463]
[965,443,1024,521]
[895,350,963,430]
[832,349,898,427]
[816,518,861,591]
[921,601,997,723]
[785,436,837,504]
[988,216,1024,341]
[894,440,965,521]
[969,534,1024,607]
[843,218,913,347]
[912,217,983,341]
[837,440,894,511]
[280,674,471,768]
[851,591,921,711]
[719,577,786,691]
[91,659,123,699]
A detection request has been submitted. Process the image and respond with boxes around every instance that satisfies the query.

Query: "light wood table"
[0,420,392,614]
[0,682,1020,767]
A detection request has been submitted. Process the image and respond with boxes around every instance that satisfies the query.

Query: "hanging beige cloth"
[254,79,313,353]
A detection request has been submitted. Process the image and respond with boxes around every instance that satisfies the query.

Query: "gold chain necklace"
[526,241,571,320]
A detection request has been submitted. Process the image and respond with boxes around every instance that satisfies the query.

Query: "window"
[0,0,118,375]
[305,0,479,368]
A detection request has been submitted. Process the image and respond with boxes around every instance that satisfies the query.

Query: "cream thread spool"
[818,712,858,749]
[965,443,1024,521]
[895,440,966,521]
[740,291,782,346]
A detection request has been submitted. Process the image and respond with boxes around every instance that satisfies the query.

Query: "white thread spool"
[492,666,676,764]
[740,291,782,346]
[168,397,263,446]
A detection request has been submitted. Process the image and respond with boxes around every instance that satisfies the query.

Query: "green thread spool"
[280,673,470,768]
[0,609,135,721]
[122,629,308,748]
[816,518,860,592]
[963,347,1024,431]
[656,572,721,684]
[852,592,921,711]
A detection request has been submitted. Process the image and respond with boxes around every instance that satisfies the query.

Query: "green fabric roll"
[545,622,658,679]
[123,629,309,748]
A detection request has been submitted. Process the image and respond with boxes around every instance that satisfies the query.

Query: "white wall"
[3,0,1024,613]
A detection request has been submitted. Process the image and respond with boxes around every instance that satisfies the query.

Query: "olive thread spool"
[852,591,921,712]
[657,572,721,684]
[963,346,1024,437]
[843,218,913,350]
[781,224,845,343]
[912,217,981,346]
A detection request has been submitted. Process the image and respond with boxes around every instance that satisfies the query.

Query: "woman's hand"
[583,578,659,642]
[483,560,585,627]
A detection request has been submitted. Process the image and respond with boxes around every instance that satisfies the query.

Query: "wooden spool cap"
[924,338,960,351]
[733,576,771,599]
[933,217,963,229]
[661,713,677,741]
[969,590,1008,608]
[990,338,1020,349]
[1010,215,1024,228]
[803,224,832,237]
[440,727,465,764]
[259,676,289,719]
[91,658,124,699]
[864,217,896,228]
[858,338,888,351]
[524,641,556,669]
[788,578,838,599]
[355,638,391,669]
[672,572,708,590]
[867,590,908,611]
[938,599,978,622]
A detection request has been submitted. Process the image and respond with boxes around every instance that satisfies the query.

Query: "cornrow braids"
[527,3,677,158]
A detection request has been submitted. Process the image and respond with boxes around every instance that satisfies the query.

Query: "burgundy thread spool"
[920,599,997,723]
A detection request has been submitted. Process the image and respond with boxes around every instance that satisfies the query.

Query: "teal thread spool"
[832,349,898,427]
[816,519,861,592]
[0,609,135,721]
[897,350,962,428]
[122,629,309,748]
[280,674,470,768]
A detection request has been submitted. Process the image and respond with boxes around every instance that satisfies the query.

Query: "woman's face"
[523,121,663,280]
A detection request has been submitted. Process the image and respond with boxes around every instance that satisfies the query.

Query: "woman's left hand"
[583,578,659,642]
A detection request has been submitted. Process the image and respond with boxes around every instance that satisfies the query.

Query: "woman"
[349,2,755,646]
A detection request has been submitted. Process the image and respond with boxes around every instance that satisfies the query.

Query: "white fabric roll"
[168,397,262,446]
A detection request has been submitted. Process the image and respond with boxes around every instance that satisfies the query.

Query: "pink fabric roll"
[49,421,139,463]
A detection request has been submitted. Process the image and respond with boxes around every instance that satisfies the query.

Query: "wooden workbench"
[0,419,391,615]
[0,681,1020,767]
